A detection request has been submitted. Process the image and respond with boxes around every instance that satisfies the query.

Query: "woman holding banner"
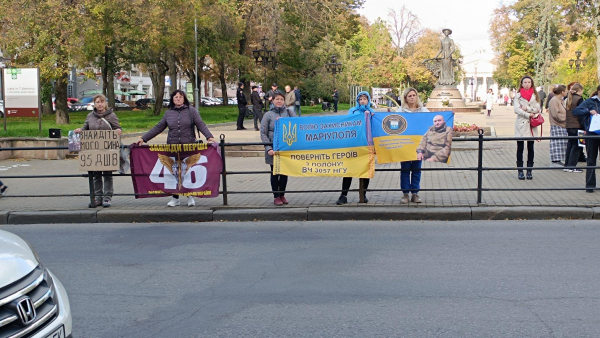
[136,90,215,207]
[336,91,374,205]
[74,94,122,208]
[261,90,296,206]
[397,87,429,204]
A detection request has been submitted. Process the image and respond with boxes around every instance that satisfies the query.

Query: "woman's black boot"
[517,161,525,180]
[526,161,534,180]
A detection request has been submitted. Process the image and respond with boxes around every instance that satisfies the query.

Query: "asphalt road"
[3,220,600,338]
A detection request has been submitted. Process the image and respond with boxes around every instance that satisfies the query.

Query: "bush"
[453,122,480,132]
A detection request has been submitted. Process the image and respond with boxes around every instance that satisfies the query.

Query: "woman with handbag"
[548,85,568,166]
[74,94,122,207]
[136,90,215,206]
[572,85,600,193]
[514,76,542,180]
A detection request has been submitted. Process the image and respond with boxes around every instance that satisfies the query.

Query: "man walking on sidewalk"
[294,86,302,117]
[236,82,247,130]
[332,88,339,112]
[250,86,263,131]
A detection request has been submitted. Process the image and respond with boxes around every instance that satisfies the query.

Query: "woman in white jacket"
[514,76,542,180]
[485,89,494,116]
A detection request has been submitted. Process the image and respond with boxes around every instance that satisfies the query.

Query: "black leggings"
[516,141,534,164]
[270,165,288,198]
[340,177,370,196]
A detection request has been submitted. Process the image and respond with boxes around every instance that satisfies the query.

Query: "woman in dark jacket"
[136,90,215,206]
[563,83,584,172]
[75,94,122,208]
[260,90,296,205]
[572,85,600,192]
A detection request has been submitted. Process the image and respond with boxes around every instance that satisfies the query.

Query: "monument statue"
[422,28,467,109]
[423,28,458,86]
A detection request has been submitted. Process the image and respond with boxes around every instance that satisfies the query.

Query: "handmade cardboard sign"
[78,130,121,171]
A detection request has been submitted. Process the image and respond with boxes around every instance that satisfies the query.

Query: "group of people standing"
[513,76,600,193]
[237,82,302,131]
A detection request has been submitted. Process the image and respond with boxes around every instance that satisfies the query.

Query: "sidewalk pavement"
[0,104,597,224]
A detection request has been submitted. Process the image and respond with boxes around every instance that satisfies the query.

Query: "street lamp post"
[194,18,199,110]
[569,50,587,71]
[252,36,276,90]
[325,55,343,90]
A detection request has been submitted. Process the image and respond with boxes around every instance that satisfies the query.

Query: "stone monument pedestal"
[425,85,467,108]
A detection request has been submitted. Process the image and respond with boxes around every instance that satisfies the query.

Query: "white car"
[0,100,3,117]
[0,229,72,338]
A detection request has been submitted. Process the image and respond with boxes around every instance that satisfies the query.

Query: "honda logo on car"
[16,296,36,325]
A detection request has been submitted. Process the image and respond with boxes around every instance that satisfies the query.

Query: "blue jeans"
[400,160,422,194]
[295,105,301,116]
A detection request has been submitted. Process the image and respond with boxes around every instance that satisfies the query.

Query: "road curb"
[213,208,308,222]
[472,206,593,220]
[3,207,599,224]
[307,207,472,221]
[96,209,213,223]
[8,210,98,224]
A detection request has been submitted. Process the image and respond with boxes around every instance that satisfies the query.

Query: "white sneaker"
[167,197,180,207]
[187,196,195,207]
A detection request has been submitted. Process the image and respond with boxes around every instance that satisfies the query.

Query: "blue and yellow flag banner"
[371,111,454,164]
[273,114,375,178]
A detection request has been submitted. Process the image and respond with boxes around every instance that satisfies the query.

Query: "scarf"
[520,88,534,101]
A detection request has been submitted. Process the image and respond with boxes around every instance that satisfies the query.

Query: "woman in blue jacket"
[572,85,600,192]
[336,91,374,204]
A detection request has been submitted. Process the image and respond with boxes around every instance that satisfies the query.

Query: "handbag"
[530,112,544,141]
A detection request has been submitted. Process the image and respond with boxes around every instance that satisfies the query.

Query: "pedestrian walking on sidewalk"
[236,82,248,130]
[260,90,297,205]
[294,86,302,117]
[75,94,122,208]
[332,88,339,112]
[548,85,568,166]
[136,90,215,207]
[336,91,374,205]
[485,89,494,116]
[564,83,585,172]
[572,85,600,193]
[514,76,542,180]
[284,85,296,115]
[398,87,430,204]
[251,86,263,131]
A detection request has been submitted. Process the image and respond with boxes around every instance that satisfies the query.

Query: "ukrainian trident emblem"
[282,121,297,146]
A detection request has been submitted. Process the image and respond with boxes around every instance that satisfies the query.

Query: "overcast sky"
[360,0,507,72]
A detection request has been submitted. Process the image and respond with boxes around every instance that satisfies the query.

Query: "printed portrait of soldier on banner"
[371,111,454,164]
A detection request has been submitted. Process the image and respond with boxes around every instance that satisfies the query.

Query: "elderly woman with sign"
[261,90,296,206]
[136,90,215,207]
[75,94,122,208]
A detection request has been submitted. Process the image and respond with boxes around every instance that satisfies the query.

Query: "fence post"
[359,178,365,203]
[88,172,95,206]
[477,128,484,204]
[220,134,228,206]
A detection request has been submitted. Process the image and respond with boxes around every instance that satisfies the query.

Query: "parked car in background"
[228,98,237,105]
[135,98,156,108]
[114,99,130,108]
[162,99,170,107]
[200,97,216,106]
[0,229,72,338]
[0,99,4,117]
[52,98,79,112]
[71,97,95,111]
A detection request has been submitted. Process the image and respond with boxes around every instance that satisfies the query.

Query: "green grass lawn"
[0,103,351,137]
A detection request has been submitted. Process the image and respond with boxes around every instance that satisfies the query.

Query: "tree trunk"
[41,81,53,115]
[107,72,115,110]
[149,63,167,116]
[168,54,178,92]
[55,72,70,124]
[101,45,117,109]
[219,62,228,106]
